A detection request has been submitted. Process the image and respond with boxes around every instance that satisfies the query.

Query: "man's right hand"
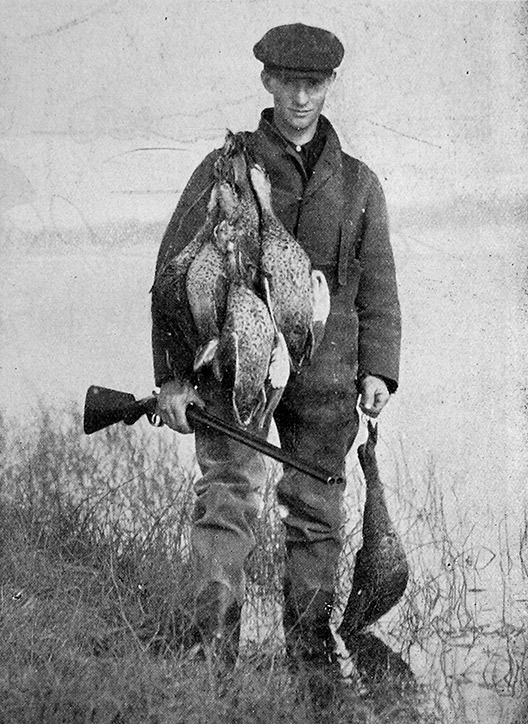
[156,379,205,434]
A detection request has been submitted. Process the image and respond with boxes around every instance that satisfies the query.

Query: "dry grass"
[0,404,525,723]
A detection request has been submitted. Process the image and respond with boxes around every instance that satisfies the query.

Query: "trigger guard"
[147,413,164,428]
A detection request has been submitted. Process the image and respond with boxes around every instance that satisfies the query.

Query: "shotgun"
[83,385,344,486]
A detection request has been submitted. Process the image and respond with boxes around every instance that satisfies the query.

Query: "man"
[152,23,401,682]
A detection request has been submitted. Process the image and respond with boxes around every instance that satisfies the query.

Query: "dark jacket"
[152,110,401,391]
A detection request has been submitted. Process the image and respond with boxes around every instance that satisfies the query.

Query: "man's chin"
[286,115,314,131]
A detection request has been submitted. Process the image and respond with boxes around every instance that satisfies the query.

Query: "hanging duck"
[185,131,260,367]
[185,200,231,350]
[215,221,288,428]
[338,421,409,646]
[214,130,261,280]
[248,162,330,371]
[151,184,220,359]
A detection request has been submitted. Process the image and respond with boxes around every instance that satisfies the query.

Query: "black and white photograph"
[0,2,526,722]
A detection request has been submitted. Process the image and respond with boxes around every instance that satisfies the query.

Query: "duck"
[193,216,289,428]
[248,162,330,371]
[186,132,262,352]
[338,421,409,645]
[215,140,291,426]
[166,130,252,360]
[215,224,277,427]
[185,201,232,350]
[151,184,220,358]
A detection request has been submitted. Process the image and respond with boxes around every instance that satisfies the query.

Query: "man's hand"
[358,375,390,418]
[156,379,205,434]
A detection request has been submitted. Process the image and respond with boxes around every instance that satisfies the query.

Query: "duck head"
[358,420,378,468]
[214,130,251,192]
[213,218,236,254]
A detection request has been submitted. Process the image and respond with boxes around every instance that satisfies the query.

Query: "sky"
[0,0,526,233]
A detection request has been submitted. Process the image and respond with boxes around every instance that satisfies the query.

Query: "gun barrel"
[83,386,343,486]
[186,404,343,486]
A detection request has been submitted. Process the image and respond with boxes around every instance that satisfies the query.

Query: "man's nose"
[293,83,310,105]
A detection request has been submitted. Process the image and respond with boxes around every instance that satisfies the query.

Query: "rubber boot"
[283,583,343,715]
[195,581,241,669]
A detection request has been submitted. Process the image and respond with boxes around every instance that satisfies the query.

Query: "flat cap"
[253,23,344,73]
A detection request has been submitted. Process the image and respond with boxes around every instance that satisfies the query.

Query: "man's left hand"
[359,375,390,418]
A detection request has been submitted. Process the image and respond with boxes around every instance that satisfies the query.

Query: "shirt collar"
[258,108,329,177]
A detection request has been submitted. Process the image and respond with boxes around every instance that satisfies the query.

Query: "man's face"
[262,70,335,137]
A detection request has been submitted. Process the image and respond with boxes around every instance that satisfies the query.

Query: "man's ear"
[261,69,273,94]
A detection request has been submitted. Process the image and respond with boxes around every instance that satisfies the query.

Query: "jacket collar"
[256,108,342,197]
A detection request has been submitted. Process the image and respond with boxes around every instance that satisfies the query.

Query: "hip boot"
[283,583,344,715]
[194,580,241,668]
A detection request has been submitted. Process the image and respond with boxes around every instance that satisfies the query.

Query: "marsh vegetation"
[0,405,525,723]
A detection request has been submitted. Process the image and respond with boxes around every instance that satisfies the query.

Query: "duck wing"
[261,224,314,370]
[151,231,205,356]
[186,236,229,345]
[151,188,219,355]
[253,276,291,430]
[339,534,409,638]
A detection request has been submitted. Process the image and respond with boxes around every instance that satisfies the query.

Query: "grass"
[0,404,525,723]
